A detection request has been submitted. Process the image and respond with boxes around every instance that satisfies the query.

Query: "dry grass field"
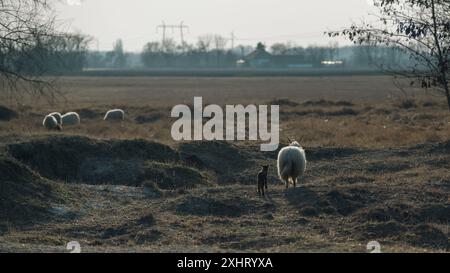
[0,75,449,253]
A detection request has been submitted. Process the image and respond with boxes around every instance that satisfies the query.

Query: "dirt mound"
[0,156,61,228]
[99,211,160,244]
[0,105,18,121]
[302,99,354,107]
[325,189,375,216]
[142,161,209,190]
[354,203,449,249]
[281,107,358,117]
[356,221,448,250]
[284,187,323,209]
[306,147,361,161]
[407,224,449,250]
[357,203,450,225]
[355,221,407,239]
[135,112,164,124]
[178,141,255,184]
[268,98,299,107]
[355,221,448,250]
[173,195,260,217]
[5,136,280,187]
[75,108,102,119]
[329,174,375,184]
[285,187,378,217]
[299,206,320,217]
[367,160,411,173]
[426,139,450,154]
[7,136,179,185]
[417,204,450,224]
[326,107,358,116]
[78,157,144,185]
[7,136,212,189]
[356,204,416,223]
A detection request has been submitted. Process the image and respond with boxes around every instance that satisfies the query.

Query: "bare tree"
[213,35,227,66]
[161,38,177,54]
[141,41,162,67]
[329,0,450,111]
[271,43,290,55]
[0,0,60,103]
[112,39,126,67]
[213,35,228,51]
[197,35,213,52]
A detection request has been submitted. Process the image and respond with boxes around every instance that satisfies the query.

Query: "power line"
[156,21,190,45]
[230,31,235,49]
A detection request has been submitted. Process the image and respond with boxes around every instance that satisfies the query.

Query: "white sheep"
[49,112,62,125]
[104,109,125,121]
[277,141,307,188]
[61,112,80,126]
[43,115,62,131]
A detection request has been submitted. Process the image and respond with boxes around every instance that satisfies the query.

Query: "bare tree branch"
[328,0,450,111]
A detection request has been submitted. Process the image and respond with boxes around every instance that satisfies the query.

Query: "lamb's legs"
[265,178,268,190]
[258,183,265,196]
[293,177,297,188]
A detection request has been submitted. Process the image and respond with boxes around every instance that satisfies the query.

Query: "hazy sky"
[56,0,375,52]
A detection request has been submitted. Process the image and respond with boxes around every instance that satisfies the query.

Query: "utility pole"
[94,38,99,52]
[157,21,189,45]
[230,32,235,50]
[179,21,188,45]
[156,21,167,44]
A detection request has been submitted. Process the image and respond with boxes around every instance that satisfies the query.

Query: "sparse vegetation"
[0,76,448,253]
[330,0,450,111]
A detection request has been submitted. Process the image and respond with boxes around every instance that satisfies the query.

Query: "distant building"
[242,42,272,68]
[239,42,315,68]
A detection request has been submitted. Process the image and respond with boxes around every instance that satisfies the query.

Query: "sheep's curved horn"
[287,137,292,143]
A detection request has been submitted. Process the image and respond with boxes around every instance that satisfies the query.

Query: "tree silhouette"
[329,0,450,111]
[0,0,60,103]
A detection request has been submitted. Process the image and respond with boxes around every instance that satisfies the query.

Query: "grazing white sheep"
[104,109,125,121]
[43,115,62,131]
[49,112,62,125]
[277,141,307,188]
[61,112,80,126]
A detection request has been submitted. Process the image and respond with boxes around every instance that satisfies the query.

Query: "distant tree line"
[5,31,413,73]
[82,38,411,69]
[13,33,92,75]
[140,36,238,68]
[330,0,450,111]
